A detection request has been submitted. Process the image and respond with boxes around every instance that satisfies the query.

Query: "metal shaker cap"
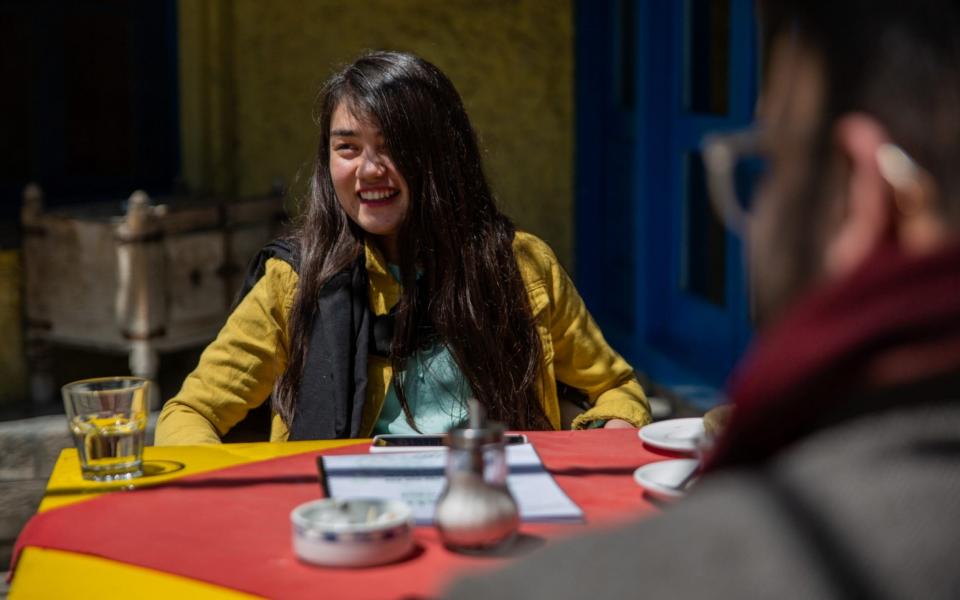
[445,399,505,449]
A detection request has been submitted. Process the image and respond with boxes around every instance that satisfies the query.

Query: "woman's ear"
[822,114,896,277]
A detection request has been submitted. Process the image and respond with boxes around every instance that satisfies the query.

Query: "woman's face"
[329,102,410,259]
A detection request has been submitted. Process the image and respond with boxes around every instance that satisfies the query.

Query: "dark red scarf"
[707,238,960,471]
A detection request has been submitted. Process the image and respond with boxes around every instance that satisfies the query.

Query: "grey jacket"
[444,401,960,599]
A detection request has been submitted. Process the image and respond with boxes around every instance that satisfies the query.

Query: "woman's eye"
[334,143,355,152]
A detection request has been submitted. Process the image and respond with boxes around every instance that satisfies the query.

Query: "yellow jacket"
[155,232,650,445]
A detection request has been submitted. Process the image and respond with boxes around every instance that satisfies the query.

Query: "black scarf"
[236,240,393,440]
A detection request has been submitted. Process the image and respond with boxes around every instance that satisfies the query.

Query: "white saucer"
[638,418,704,453]
[633,459,699,501]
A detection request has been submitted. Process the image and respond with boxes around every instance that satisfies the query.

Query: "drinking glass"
[62,377,150,481]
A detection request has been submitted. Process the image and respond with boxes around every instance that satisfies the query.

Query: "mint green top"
[373,265,471,434]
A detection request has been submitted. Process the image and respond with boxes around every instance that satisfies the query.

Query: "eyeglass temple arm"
[703,129,764,236]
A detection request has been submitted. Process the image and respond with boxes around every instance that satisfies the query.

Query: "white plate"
[638,418,704,452]
[633,459,699,501]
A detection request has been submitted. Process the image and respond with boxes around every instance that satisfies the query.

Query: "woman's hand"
[603,418,636,429]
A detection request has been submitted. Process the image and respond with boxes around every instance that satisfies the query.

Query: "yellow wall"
[0,2,573,405]
[177,0,575,267]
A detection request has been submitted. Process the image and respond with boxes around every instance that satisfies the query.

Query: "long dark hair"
[275,51,550,432]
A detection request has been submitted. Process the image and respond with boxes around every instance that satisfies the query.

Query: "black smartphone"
[370,433,528,452]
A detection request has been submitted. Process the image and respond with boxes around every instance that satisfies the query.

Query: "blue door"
[576,0,758,403]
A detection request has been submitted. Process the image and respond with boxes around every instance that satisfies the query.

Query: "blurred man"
[445,1,960,598]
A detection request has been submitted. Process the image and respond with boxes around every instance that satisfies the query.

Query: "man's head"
[750,1,960,323]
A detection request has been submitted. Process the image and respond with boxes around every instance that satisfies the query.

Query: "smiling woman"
[155,51,651,445]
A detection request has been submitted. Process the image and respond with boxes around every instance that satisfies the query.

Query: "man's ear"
[822,114,895,277]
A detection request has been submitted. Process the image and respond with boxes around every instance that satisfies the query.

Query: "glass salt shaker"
[434,400,519,551]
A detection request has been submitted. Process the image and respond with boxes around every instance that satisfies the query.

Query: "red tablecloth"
[13,430,670,599]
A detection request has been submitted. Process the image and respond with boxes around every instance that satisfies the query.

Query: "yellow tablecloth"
[11,440,360,599]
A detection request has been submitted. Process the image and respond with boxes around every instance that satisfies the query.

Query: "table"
[9,430,674,599]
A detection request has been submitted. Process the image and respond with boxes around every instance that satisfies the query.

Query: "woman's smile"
[358,186,402,204]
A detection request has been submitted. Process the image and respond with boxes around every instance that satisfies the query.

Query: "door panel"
[576,0,757,389]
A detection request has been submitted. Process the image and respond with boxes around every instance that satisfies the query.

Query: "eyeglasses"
[703,125,930,237]
[702,126,766,237]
